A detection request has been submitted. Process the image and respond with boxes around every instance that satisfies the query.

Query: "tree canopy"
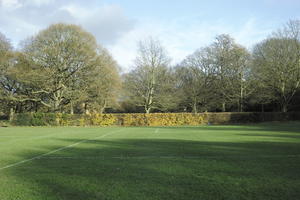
[1,20,300,116]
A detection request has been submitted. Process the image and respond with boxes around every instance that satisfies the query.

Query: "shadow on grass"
[237,134,300,139]
[164,121,300,134]
[6,137,300,200]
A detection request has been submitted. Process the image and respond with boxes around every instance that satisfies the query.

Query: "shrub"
[122,113,204,127]
[12,112,57,126]
[11,112,300,126]
[90,113,117,126]
[123,114,148,126]
[0,120,10,127]
[12,113,32,126]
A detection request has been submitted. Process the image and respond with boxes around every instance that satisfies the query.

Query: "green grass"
[0,122,300,200]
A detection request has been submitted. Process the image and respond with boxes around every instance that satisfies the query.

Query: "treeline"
[1,20,300,117]
[0,24,120,119]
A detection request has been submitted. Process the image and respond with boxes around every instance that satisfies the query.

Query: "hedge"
[11,113,118,126]
[122,113,204,126]
[11,112,300,126]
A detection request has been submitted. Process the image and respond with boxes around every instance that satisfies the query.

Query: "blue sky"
[107,0,299,20]
[0,0,299,70]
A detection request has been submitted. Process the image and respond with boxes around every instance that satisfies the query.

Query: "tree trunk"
[53,81,64,112]
[70,101,74,115]
[238,101,244,112]
[282,104,288,113]
[35,102,38,112]
[84,103,90,115]
[280,82,288,112]
[239,72,244,112]
[53,98,60,112]
[145,107,151,114]
[144,67,155,114]
[99,100,107,114]
[145,87,154,114]
[222,102,226,112]
[192,101,198,114]
[9,107,14,122]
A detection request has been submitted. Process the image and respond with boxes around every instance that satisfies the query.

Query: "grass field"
[0,122,300,200]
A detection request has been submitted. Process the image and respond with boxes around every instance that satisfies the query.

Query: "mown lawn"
[0,122,300,200]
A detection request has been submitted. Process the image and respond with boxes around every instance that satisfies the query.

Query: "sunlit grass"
[0,122,300,200]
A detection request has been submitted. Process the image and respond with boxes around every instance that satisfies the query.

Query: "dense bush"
[12,113,118,126]
[205,112,261,124]
[121,113,204,126]
[11,112,300,126]
[12,113,57,126]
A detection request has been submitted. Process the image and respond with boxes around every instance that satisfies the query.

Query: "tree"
[84,47,121,114]
[0,32,12,89]
[252,20,300,112]
[21,23,98,112]
[0,32,14,117]
[123,37,171,113]
[1,50,56,117]
[177,35,252,113]
[176,47,216,113]
[0,34,32,118]
[211,34,251,112]
[0,32,11,61]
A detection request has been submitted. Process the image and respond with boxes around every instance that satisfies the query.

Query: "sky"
[0,0,300,71]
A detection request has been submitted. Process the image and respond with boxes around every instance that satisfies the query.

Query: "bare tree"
[252,20,300,112]
[211,34,251,112]
[177,47,216,113]
[124,37,171,113]
[85,47,121,114]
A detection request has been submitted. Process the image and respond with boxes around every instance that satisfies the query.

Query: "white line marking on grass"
[0,129,123,171]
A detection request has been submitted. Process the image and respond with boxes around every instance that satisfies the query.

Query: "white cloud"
[0,0,22,9]
[0,0,54,8]
[29,0,54,6]
[0,1,275,72]
[234,18,273,48]
[0,0,135,46]
[58,3,135,44]
[108,17,273,72]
